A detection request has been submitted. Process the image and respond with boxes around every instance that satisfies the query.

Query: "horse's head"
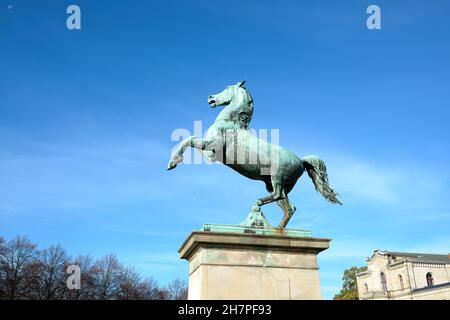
[208,81,248,108]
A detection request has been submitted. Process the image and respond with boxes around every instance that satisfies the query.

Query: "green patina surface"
[202,205,311,238]
[167,81,342,229]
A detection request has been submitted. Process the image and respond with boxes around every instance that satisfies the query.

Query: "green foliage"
[333,266,367,300]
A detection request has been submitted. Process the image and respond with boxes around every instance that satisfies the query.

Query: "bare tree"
[137,277,161,300]
[0,236,38,299]
[64,254,95,300]
[91,254,122,300]
[31,245,69,299]
[0,236,5,298]
[115,266,141,300]
[166,278,188,300]
[0,235,189,300]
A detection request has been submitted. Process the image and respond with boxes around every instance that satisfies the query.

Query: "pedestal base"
[178,231,331,300]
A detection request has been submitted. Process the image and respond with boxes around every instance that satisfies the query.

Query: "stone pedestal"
[178,230,331,300]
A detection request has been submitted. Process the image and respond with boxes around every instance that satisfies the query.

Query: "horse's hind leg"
[255,183,295,228]
[255,182,284,207]
[277,196,296,229]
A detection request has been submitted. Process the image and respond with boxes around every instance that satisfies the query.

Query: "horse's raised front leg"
[167,136,215,170]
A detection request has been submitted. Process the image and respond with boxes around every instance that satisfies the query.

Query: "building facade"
[356,250,450,300]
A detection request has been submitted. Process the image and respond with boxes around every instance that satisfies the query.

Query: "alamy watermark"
[66,5,81,30]
[66,264,81,290]
[61,5,380,32]
[170,121,281,175]
[367,4,381,30]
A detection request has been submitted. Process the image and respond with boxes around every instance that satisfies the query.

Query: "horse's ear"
[237,80,246,87]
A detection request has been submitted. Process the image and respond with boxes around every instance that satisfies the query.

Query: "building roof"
[367,250,450,264]
[357,251,450,279]
[385,251,450,263]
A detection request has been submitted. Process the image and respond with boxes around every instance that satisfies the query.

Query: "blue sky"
[1,0,450,299]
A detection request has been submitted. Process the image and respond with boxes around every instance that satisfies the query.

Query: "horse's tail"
[301,155,342,205]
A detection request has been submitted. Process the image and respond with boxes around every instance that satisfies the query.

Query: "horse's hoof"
[167,161,177,170]
[252,204,261,212]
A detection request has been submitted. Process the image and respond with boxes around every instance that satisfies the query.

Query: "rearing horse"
[167,81,342,228]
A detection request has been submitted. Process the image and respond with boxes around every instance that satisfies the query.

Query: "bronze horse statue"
[168,81,342,228]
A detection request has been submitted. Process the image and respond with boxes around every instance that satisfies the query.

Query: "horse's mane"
[242,86,253,104]
[239,86,254,128]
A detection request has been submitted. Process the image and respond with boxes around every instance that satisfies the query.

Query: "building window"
[364,283,369,293]
[380,272,388,292]
[426,272,434,287]
[398,275,404,290]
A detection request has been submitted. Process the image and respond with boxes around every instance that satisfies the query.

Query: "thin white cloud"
[320,236,450,261]
[104,225,186,237]
[402,236,450,254]
[0,140,173,213]
[120,252,185,277]
[320,240,378,261]
[322,153,449,215]
[331,157,398,203]
[122,252,180,264]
